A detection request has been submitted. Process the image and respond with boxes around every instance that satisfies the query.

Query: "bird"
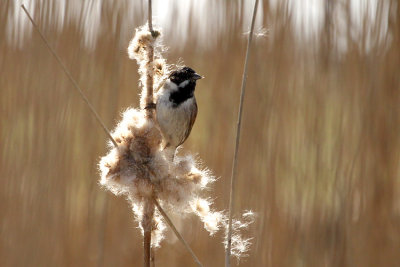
[155,66,203,152]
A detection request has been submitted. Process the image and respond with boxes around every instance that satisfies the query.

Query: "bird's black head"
[168,67,202,106]
[169,67,202,85]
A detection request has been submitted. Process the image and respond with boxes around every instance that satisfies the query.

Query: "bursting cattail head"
[99,107,218,246]
[127,25,167,109]
[99,24,254,258]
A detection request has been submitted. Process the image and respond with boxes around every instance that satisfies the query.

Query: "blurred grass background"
[1,0,400,266]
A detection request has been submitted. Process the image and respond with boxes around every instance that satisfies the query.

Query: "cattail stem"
[145,0,155,118]
[21,4,118,148]
[143,0,155,265]
[142,199,155,267]
[226,0,259,266]
[145,46,155,118]
[143,230,151,267]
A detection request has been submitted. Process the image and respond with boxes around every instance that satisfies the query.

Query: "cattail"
[127,24,165,109]
[99,24,254,260]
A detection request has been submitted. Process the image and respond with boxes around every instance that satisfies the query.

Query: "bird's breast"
[156,94,196,148]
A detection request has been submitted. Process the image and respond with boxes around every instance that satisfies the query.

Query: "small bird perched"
[155,66,203,151]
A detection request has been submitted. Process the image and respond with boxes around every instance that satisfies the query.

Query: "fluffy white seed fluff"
[127,25,168,109]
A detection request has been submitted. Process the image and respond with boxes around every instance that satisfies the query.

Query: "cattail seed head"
[99,24,254,257]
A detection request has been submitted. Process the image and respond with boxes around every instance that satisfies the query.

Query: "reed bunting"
[155,67,203,150]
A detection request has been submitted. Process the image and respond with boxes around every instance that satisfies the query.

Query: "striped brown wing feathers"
[179,99,197,147]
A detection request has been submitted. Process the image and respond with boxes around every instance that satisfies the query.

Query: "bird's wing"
[179,99,197,147]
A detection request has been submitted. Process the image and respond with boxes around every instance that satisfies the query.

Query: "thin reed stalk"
[143,1,155,265]
[143,199,155,267]
[226,0,259,266]
[21,4,118,148]
[143,230,152,267]
[144,0,155,118]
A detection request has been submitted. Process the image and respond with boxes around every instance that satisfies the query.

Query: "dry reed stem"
[143,1,155,266]
[143,199,155,267]
[143,230,151,267]
[145,0,155,118]
[21,4,118,148]
[226,0,259,266]
[145,45,154,119]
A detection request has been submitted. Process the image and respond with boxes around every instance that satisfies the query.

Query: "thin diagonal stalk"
[21,4,118,148]
[153,198,203,267]
[226,0,259,266]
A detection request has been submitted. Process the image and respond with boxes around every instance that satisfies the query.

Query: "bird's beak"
[192,73,203,80]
